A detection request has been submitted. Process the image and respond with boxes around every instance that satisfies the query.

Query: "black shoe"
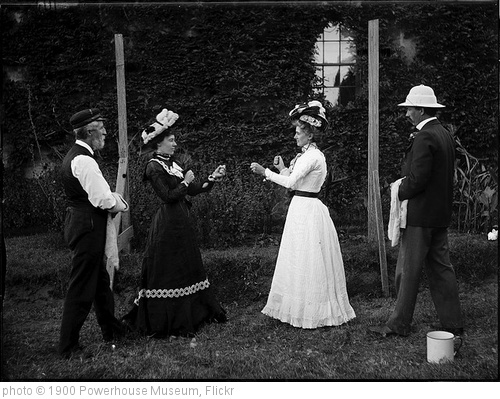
[368,325,408,337]
[214,312,228,323]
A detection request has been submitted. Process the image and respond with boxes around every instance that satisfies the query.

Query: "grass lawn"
[1,231,498,381]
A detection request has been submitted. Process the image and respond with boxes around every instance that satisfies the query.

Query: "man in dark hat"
[59,108,129,359]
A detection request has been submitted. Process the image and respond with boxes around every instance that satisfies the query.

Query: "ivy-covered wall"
[1,2,498,247]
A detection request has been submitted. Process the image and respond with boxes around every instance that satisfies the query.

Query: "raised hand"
[250,162,265,176]
[184,170,195,184]
[273,155,285,171]
[212,165,227,180]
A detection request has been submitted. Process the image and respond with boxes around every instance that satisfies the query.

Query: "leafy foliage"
[2,3,497,246]
[453,133,498,233]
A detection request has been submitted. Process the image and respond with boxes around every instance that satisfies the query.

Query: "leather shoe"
[368,325,406,337]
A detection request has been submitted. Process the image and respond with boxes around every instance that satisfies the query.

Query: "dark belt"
[290,190,319,198]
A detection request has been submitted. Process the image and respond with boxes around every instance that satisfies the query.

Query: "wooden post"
[372,170,389,297]
[367,20,389,296]
[106,33,134,290]
[114,33,132,251]
[368,19,379,242]
[115,34,128,162]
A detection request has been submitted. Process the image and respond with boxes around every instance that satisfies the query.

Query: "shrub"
[2,3,497,243]
[453,132,498,233]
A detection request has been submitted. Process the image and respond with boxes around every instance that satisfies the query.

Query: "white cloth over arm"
[105,214,120,272]
[105,193,129,273]
[388,178,408,247]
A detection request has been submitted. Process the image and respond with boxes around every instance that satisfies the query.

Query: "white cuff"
[109,192,129,213]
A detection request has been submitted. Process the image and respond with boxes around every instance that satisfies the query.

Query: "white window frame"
[314,23,356,106]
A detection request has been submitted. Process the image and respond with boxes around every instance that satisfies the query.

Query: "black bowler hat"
[70,108,106,129]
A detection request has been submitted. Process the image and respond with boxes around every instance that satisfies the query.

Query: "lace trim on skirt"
[134,278,210,305]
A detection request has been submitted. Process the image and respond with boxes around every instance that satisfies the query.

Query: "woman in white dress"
[250,101,355,329]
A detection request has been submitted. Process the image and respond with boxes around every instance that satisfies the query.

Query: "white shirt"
[416,116,437,131]
[264,147,326,192]
[71,140,116,210]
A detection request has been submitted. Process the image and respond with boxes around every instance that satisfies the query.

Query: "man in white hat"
[370,85,463,338]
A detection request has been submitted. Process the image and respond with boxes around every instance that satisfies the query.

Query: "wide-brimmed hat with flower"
[141,108,179,145]
[289,100,328,131]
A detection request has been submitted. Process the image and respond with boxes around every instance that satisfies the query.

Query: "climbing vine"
[1,2,497,245]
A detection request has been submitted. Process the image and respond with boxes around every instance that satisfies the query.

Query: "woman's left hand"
[250,162,265,176]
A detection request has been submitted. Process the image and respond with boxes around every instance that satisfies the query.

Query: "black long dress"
[123,152,226,337]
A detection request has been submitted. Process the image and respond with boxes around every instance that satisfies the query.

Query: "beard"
[92,137,105,150]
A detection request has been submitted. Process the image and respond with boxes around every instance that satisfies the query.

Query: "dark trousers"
[387,226,463,336]
[59,208,120,355]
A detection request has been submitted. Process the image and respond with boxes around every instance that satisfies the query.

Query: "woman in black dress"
[124,109,227,337]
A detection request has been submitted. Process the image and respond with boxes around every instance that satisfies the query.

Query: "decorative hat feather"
[289,100,328,130]
[141,108,179,144]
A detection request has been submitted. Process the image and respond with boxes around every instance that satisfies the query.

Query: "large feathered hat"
[289,100,328,131]
[141,108,179,145]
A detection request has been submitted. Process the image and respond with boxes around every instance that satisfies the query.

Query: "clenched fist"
[184,170,195,184]
[212,165,227,180]
[273,155,285,171]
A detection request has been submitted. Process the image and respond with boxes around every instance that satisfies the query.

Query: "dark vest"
[61,144,105,213]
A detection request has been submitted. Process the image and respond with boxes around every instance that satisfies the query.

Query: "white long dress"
[262,146,356,328]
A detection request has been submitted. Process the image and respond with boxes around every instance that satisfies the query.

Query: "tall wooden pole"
[368,20,389,296]
[114,33,132,252]
[115,34,128,161]
[106,33,133,290]
[368,19,379,242]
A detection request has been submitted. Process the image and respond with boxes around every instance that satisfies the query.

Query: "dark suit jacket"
[398,119,455,227]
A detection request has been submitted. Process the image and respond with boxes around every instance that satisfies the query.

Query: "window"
[314,23,356,107]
